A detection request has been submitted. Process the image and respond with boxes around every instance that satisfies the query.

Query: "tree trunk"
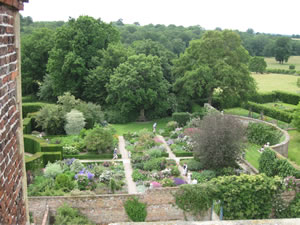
[137,108,146,122]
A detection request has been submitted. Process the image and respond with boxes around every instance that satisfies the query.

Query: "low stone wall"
[29,187,211,225]
[110,218,300,225]
[229,115,290,157]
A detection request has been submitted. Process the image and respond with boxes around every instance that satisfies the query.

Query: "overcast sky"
[21,0,300,35]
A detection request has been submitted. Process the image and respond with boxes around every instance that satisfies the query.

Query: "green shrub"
[245,101,293,123]
[266,68,296,75]
[259,148,277,176]
[27,176,55,196]
[84,126,114,153]
[44,162,63,179]
[172,112,191,127]
[192,170,216,183]
[289,64,295,70]
[54,203,96,225]
[70,159,84,174]
[143,158,166,171]
[166,121,178,131]
[247,122,282,146]
[161,178,175,187]
[109,179,117,193]
[55,174,75,192]
[275,159,297,178]
[186,159,205,171]
[64,153,119,160]
[288,193,300,218]
[216,167,238,176]
[175,152,193,157]
[42,152,62,167]
[249,92,276,104]
[170,166,180,176]
[25,152,44,171]
[24,135,41,154]
[132,169,147,182]
[124,197,147,222]
[148,149,163,158]
[75,102,105,129]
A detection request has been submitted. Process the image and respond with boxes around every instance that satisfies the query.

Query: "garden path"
[118,136,137,194]
[156,135,188,183]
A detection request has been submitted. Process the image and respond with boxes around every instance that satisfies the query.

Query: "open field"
[252,73,300,94]
[265,56,300,70]
[111,117,172,135]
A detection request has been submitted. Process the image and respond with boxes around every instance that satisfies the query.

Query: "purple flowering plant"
[75,168,95,190]
[173,178,186,186]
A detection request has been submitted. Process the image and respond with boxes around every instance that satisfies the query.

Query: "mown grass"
[111,117,172,135]
[245,143,261,170]
[265,56,300,70]
[251,73,300,94]
[288,130,300,166]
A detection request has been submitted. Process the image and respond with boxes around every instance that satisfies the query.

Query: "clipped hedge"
[249,92,276,104]
[23,117,32,134]
[24,135,41,154]
[22,102,49,118]
[25,152,44,171]
[266,68,297,75]
[172,112,191,126]
[42,152,62,166]
[245,101,293,123]
[174,152,193,157]
[273,91,300,105]
[64,153,122,160]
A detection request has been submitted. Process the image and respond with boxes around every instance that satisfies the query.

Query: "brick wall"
[29,188,211,225]
[0,1,28,225]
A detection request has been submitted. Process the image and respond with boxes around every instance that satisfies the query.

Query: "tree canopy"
[173,30,257,107]
[274,37,292,64]
[249,56,267,73]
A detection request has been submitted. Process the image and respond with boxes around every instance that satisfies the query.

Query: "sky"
[21,0,300,35]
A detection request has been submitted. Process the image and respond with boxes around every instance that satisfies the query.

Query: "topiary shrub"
[247,122,282,146]
[124,197,147,222]
[172,112,191,127]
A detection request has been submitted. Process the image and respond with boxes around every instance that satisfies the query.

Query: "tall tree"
[21,28,54,95]
[106,54,170,120]
[274,37,292,64]
[173,30,256,107]
[249,56,267,74]
[43,16,119,99]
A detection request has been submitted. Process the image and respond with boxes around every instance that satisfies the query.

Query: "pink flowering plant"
[283,176,297,191]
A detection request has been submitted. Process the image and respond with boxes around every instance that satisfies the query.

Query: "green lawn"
[288,130,300,166]
[110,117,172,135]
[252,73,300,94]
[245,143,261,170]
[265,56,300,70]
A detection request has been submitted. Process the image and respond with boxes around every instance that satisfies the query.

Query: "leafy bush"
[76,102,105,129]
[192,170,216,183]
[55,174,75,192]
[166,121,178,131]
[247,122,282,146]
[63,146,80,155]
[64,109,86,135]
[266,68,296,75]
[259,148,277,176]
[289,64,295,70]
[54,203,96,225]
[172,112,191,127]
[70,159,84,174]
[171,166,180,176]
[27,176,55,196]
[186,159,205,171]
[132,169,147,182]
[124,197,147,222]
[84,126,114,153]
[161,178,175,187]
[275,159,297,178]
[44,162,63,179]
[35,104,66,135]
[57,92,80,112]
[143,158,166,171]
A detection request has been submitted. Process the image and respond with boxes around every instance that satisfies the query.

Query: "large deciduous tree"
[274,37,292,64]
[43,16,119,99]
[173,30,256,107]
[191,114,246,170]
[21,28,54,95]
[106,54,170,120]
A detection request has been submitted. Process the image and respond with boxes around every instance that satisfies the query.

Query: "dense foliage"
[191,114,246,170]
[249,56,267,73]
[124,197,147,222]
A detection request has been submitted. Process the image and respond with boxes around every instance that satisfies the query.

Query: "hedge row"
[64,153,122,160]
[22,102,48,118]
[25,152,62,171]
[245,101,293,123]
[250,91,300,105]
[175,152,193,157]
[266,68,300,75]
[23,117,32,134]
[172,112,191,126]
[24,135,63,155]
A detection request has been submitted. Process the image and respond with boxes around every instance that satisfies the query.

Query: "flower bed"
[124,130,186,192]
[27,159,126,196]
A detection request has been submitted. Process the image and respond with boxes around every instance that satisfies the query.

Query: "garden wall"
[0,1,29,224]
[229,115,289,157]
[29,187,211,225]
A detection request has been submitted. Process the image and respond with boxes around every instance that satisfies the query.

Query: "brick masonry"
[29,188,211,225]
[0,1,28,225]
